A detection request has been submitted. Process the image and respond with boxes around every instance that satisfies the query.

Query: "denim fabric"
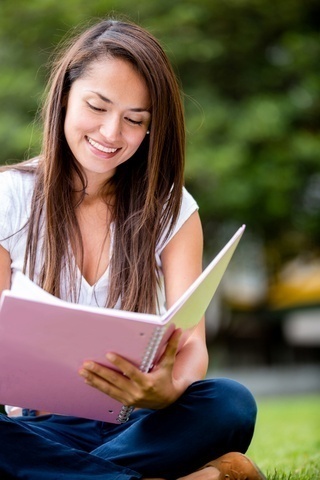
[0,378,257,480]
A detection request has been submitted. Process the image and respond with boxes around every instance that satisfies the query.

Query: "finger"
[80,373,133,405]
[79,361,127,389]
[159,328,182,366]
[105,353,145,383]
[166,328,183,353]
[79,361,120,384]
[78,363,134,403]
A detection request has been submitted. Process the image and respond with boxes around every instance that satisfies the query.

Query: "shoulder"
[0,166,37,247]
[180,186,199,219]
[0,164,37,200]
[157,186,199,254]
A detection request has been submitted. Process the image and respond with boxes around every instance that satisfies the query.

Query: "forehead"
[75,57,151,107]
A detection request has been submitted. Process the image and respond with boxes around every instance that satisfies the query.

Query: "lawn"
[1,394,319,479]
[247,394,320,480]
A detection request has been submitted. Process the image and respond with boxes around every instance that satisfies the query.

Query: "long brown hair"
[5,18,186,313]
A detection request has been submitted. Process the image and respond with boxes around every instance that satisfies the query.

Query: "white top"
[0,168,198,416]
[0,169,198,310]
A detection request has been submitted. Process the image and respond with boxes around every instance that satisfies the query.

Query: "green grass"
[246,394,320,480]
[1,395,319,479]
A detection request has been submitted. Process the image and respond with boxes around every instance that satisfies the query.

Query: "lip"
[86,136,120,157]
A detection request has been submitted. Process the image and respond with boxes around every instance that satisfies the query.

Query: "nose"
[100,114,121,141]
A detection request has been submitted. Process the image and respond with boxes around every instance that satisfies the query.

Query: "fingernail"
[83,362,94,369]
[106,353,116,362]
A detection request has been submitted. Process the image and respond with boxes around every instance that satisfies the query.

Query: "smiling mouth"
[86,136,118,154]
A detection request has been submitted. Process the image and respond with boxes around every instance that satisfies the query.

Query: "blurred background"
[1,0,319,397]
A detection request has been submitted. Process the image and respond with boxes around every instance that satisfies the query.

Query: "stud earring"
[146,130,150,135]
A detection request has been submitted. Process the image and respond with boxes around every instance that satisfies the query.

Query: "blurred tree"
[0,0,319,281]
[150,0,320,272]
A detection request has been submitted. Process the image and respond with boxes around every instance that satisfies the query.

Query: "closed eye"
[86,101,145,126]
[87,102,105,112]
[126,117,143,126]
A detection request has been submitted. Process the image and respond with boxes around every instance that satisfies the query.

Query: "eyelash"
[87,103,143,126]
[88,103,104,112]
[127,118,143,126]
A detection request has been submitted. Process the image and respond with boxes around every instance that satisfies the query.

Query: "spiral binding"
[116,325,165,423]
[139,326,164,373]
[117,405,134,423]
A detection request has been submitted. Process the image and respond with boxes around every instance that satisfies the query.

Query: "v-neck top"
[0,169,198,314]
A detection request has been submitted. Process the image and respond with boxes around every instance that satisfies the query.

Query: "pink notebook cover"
[0,225,245,423]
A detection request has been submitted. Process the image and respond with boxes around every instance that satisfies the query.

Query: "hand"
[79,328,185,409]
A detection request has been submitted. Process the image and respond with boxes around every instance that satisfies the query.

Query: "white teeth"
[87,137,117,153]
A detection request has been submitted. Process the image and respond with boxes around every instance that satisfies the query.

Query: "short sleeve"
[0,171,18,251]
[0,170,33,253]
[154,187,199,314]
[156,187,199,256]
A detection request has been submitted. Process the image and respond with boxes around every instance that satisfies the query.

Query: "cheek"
[64,111,91,140]
[127,131,147,151]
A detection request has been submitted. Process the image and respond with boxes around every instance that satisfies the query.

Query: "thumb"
[159,328,183,366]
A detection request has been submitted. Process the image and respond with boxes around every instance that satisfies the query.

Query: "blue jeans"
[0,379,257,479]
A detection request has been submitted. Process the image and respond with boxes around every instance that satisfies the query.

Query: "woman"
[0,18,266,480]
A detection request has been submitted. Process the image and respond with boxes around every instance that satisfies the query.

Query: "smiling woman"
[0,17,265,480]
[64,58,151,185]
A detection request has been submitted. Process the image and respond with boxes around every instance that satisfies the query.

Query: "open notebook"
[0,225,245,423]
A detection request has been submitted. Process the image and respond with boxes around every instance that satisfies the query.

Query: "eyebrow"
[90,91,151,113]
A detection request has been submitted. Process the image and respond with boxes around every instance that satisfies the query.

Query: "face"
[64,57,151,186]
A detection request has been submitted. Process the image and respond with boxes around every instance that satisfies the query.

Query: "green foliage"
[0,0,319,269]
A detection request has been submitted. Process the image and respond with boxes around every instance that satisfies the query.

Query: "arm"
[160,210,209,386]
[0,246,19,416]
[0,245,12,294]
[79,211,209,409]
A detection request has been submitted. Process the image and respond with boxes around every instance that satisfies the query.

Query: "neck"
[73,170,114,205]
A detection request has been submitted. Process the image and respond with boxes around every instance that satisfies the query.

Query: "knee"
[191,378,257,432]
[217,378,257,430]
[179,378,258,458]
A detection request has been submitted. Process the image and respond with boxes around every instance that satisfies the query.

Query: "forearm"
[173,333,209,393]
